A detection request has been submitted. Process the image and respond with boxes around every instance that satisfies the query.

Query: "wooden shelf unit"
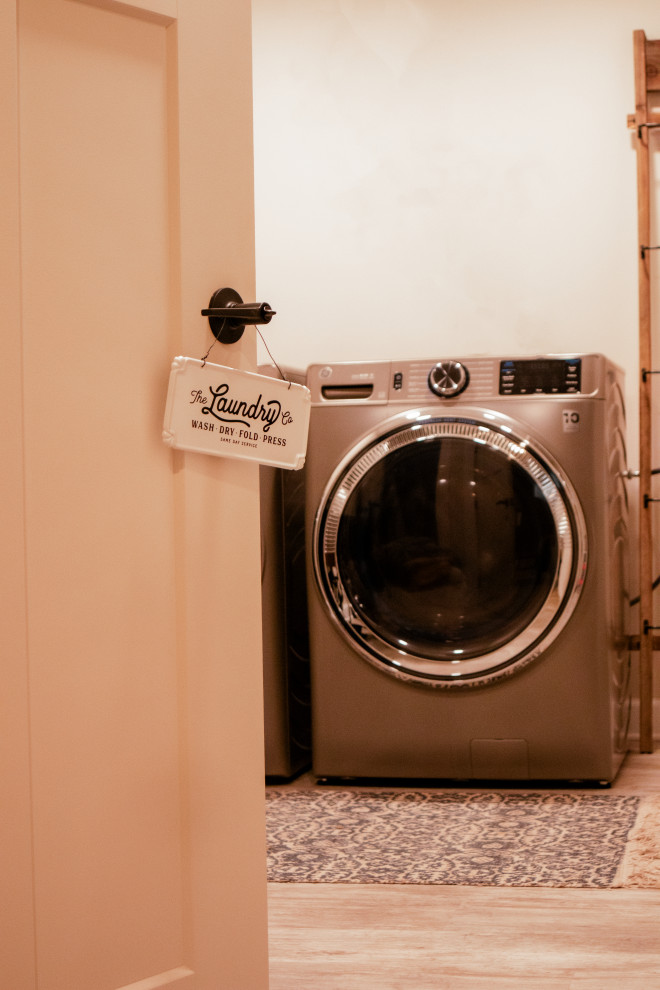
[627,30,660,753]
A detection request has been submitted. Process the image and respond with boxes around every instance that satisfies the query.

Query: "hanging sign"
[162,357,310,470]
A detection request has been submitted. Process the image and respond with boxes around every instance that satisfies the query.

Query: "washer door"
[313,412,587,687]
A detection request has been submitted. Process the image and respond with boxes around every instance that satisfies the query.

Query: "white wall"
[252,0,660,458]
[252,0,660,722]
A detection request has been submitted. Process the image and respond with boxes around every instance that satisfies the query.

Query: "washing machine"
[305,354,630,782]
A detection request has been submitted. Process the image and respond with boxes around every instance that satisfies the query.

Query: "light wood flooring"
[267,751,660,989]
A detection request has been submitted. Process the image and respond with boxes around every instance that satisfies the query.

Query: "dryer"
[305,354,630,782]
[260,366,311,778]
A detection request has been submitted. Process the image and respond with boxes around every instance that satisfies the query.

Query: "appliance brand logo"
[562,409,580,433]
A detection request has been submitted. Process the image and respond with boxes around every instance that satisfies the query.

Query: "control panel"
[499,358,582,395]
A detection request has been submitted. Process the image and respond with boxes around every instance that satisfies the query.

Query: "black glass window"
[335,436,559,660]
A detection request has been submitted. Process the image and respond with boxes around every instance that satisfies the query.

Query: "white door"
[1,1,269,988]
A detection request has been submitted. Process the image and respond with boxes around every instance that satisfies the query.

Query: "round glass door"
[314,414,587,686]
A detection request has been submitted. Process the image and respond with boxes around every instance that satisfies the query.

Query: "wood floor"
[267,751,660,989]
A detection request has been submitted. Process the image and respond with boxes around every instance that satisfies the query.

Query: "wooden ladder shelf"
[627,29,660,753]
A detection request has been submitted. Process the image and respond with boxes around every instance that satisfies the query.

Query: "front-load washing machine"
[305,354,630,782]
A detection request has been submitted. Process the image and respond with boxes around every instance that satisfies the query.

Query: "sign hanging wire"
[200,336,217,368]
[258,327,292,389]
[200,326,292,390]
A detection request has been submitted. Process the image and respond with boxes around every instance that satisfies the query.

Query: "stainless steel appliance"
[305,354,630,782]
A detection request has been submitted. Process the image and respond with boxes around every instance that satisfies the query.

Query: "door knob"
[201,287,276,344]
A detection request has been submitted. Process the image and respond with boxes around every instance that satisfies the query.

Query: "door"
[314,412,588,686]
[1,1,269,988]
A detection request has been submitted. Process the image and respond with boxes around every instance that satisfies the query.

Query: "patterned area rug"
[266,788,642,888]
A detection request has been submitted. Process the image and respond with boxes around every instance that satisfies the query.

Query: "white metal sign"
[162,357,310,470]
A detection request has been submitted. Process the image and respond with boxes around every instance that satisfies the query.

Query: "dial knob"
[428,360,469,398]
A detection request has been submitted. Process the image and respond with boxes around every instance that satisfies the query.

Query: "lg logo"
[562,410,580,433]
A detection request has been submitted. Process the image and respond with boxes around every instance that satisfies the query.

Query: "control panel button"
[428,361,470,398]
